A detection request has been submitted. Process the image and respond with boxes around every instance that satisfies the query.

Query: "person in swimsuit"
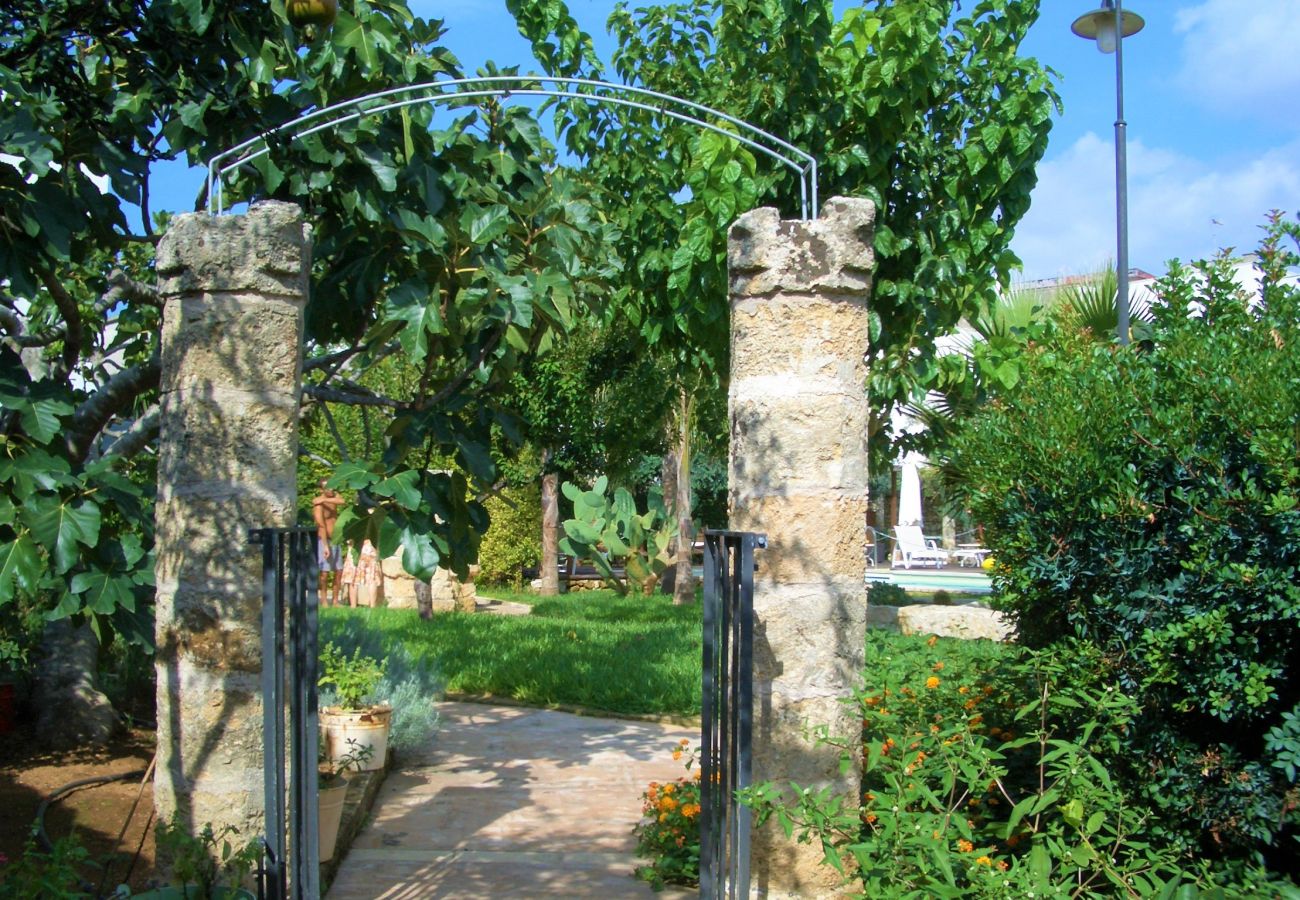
[312,479,346,606]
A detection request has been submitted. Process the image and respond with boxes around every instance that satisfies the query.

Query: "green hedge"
[953,220,1300,862]
[476,482,541,586]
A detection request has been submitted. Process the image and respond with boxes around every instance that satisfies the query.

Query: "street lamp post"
[1071,1,1144,345]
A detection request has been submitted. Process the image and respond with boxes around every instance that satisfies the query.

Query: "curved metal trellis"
[206,75,819,220]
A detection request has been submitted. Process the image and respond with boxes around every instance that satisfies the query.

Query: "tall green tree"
[0,0,618,667]
[508,0,1059,599]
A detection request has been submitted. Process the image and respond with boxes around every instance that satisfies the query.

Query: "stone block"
[156,201,312,297]
[751,585,866,696]
[154,495,294,592]
[729,493,868,584]
[157,387,299,494]
[896,604,1014,642]
[729,387,869,493]
[730,295,869,384]
[160,294,304,395]
[728,197,875,297]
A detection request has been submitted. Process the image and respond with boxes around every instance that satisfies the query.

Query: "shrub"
[867,582,910,607]
[476,482,541,586]
[633,740,701,889]
[740,632,1276,897]
[951,218,1300,861]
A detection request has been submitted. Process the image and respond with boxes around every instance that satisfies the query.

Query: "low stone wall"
[380,553,477,614]
[867,603,1013,642]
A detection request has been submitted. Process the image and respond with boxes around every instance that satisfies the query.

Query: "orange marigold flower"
[864,813,878,825]
[672,750,683,760]
[925,676,941,689]
[865,695,880,706]
[957,839,973,853]
[661,796,678,811]
[975,856,992,867]
[932,661,945,671]
[964,699,978,710]
[958,685,970,695]
[663,784,675,794]
[679,738,690,746]
[997,860,1009,871]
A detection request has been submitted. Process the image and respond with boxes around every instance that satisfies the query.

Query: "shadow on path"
[326,702,697,899]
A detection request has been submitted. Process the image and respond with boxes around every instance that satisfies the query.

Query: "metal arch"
[206,75,819,220]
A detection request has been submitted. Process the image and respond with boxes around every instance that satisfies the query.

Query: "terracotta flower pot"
[318,778,350,861]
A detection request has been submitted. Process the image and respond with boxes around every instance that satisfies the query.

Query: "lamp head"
[1071,2,1144,54]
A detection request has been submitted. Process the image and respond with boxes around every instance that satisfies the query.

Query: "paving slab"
[326,701,698,899]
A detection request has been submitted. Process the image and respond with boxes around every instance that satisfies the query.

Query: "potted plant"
[318,642,390,772]
[318,737,373,862]
[136,819,260,899]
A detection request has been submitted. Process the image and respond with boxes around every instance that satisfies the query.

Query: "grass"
[320,589,702,718]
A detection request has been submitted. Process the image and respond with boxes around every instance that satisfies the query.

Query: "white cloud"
[1010,132,1300,280]
[1174,0,1300,121]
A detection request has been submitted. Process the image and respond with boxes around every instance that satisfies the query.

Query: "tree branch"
[425,326,506,409]
[94,406,161,461]
[302,384,403,408]
[103,269,162,311]
[39,270,83,374]
[66,353,162,462]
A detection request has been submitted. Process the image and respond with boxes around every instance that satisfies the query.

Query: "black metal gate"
[251,526,321,900]
[700,530,764,900]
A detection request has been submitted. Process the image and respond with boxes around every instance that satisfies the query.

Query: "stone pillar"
[727,197,874,898]
[153,202,309,846]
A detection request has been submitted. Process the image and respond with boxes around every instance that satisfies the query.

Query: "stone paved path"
[326,702,698,899]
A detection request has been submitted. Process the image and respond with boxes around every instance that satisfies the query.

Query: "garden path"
[326,701,697,898]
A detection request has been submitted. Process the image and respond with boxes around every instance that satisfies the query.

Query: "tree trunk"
[34,619,119,749]
[673,392,696,606]
[659,449,678,597]
[540,470,560,595]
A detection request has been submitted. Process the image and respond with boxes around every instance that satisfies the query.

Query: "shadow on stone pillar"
[152,201,309,856]
[727,197,875,898]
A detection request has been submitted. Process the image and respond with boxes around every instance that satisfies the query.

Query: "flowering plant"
[633,739,702,889]
[739,632,1244,897]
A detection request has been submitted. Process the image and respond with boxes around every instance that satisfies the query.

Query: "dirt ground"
[0,724,158,894]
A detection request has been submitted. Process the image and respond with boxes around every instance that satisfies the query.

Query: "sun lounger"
[892,525,950,569]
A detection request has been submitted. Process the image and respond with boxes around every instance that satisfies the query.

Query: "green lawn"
[320,589,703,717]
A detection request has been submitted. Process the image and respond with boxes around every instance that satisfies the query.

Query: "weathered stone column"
[153,202,309,845]
[727,197,874,897]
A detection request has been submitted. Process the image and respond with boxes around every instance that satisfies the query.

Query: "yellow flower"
[660,796,678,812]
[925,676,941,689]
[672,749,682,760]
[975,856,993,867]
[958,685,970,695]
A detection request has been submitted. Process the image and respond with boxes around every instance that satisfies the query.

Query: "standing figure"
[355,539,383,608]
[312,479,346,606]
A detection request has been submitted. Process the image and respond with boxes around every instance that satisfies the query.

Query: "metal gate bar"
[252,527,321,900]
[701,530,764,900]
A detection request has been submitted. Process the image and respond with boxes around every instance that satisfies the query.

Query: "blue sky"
[165,0,1300,283]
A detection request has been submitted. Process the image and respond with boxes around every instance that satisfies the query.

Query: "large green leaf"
[24,498,101,575]
[0,533,41,600]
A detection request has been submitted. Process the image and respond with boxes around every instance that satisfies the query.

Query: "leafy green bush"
[741,632,1286,897]
[476,483,541,586]
[952,218,1300,860]
[867,582,910,607]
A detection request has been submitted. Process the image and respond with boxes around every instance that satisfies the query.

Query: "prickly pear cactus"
[560,478,676,595]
